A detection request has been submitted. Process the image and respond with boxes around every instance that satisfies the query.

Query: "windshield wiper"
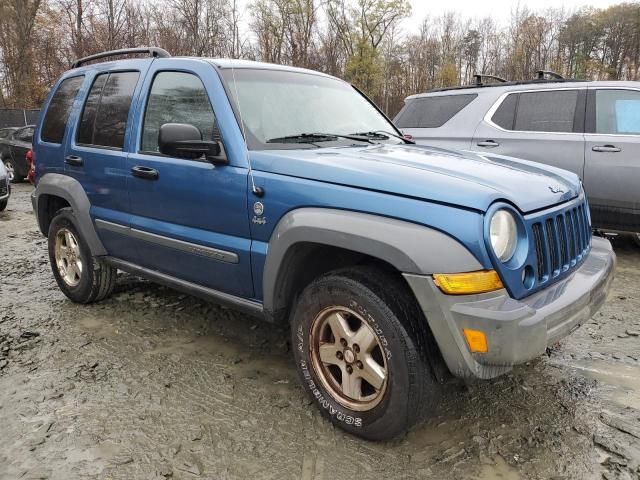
[350,130,415,144]
[266,133,374,144]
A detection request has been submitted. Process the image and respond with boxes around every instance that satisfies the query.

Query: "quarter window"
[141,71,218,154]
[41,76,84,144]
[77,71,139,149]
[395,94,477,128]
[595,89,640,135]
[513,90,578,133]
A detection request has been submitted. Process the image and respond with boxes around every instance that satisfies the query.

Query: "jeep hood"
[250,144,581,213]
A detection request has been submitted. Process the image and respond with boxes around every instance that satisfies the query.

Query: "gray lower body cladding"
[404,235,616,379]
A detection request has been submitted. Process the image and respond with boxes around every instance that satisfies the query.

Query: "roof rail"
[536,70,564,80]
[71,47,171,69]
[473,74,508,86]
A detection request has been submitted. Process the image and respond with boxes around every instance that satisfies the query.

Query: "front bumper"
[404,236,616,379]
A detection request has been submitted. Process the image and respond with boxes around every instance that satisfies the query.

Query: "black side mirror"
[158,123,227,165]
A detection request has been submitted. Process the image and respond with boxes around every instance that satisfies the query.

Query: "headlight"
[490,209,517,262]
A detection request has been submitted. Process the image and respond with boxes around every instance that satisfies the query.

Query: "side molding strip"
[103,256,264,318]
[95,219,239,264]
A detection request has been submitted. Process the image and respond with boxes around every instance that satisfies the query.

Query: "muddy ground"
[1,183,639,480]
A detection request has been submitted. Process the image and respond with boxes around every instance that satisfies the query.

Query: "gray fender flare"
[34,173,107,256]
[262,208,482,313]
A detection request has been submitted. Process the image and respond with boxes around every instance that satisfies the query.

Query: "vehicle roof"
[65,56,339,82]
[405,80,640,100]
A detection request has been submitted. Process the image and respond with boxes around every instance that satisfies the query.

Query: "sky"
[406,0,623,30]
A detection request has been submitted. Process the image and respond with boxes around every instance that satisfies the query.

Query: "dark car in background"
[0,125,35,183]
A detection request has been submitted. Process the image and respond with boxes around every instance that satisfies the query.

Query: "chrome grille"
[533,201,591,282]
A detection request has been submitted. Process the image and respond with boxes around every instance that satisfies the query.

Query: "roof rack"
[71,47,171,69]
[536,70,564,80]
[473,74,508,86]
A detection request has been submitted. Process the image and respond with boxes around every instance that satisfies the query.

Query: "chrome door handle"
[477,140,499,148]
[592,145,621,153]
[64,155,83,166]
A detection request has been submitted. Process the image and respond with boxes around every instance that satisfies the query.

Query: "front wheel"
[290,267,439,440]
[633,233,640,249]
[48,208,117,303]
[3,158,16,183]
[0,198,6,211]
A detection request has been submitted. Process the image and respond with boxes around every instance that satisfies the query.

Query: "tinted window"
[395,94,477,128]
[16,127,34,142]
[77,74,108,145]
[596,89,640,135]
[41,76,84,143]
[492,93,518,130]
[514,90,578,133]
[142,71,217,153]
[77,71,139,149]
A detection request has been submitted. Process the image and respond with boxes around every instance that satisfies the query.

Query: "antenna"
[231,64,264,197]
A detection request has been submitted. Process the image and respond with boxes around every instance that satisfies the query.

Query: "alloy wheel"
[54,228,83,287]
[4,160,14,182]
[310,306,388,411]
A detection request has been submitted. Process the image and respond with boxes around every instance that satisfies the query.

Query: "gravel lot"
[1,183,639,480]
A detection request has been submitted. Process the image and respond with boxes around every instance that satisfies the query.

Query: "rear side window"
[395,94,477,128]
[595,89,640,135]
[514,90,578,133]
[77,71,139,149]
[41,76,84,144]
[141,71,217,153]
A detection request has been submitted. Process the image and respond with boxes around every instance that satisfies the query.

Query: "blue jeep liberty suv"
[31,48,616,440]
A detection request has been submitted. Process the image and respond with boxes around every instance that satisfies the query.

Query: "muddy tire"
[48,208,116,303]
[290,266,438,440]
[0,198,6,211]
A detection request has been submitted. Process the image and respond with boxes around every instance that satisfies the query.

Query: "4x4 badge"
[252,202,266,225]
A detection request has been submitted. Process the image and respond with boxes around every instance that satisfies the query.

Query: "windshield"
[220,68,402,150]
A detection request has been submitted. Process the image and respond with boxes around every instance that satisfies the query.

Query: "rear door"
[584,87,640,231]
[124,61,253,298]
[65,67,148,261]
[471,88,586,177]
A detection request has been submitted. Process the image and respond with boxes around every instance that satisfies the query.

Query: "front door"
[584,88,640,231]
[125,63,252,298]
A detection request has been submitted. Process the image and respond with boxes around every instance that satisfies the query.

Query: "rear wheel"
[290,266,439,440]
[48,208,116,303]
[633,233,640,248]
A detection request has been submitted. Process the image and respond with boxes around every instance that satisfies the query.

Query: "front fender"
[262,208,482,314]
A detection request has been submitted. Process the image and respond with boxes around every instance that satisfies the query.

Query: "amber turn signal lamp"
[463,329,489,353]
[433,270,504,295]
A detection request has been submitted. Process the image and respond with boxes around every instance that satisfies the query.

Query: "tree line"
[0,0,639,117]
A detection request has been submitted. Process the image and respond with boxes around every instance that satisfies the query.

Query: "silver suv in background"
[394,74,640,244]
